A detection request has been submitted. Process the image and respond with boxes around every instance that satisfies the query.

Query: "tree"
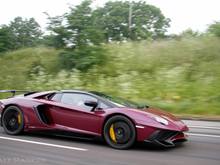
[47,0,170,45]
[9,17,42,49]
[45,15,70,48]
[46,0,170,70]
[47,0,107,71]
[66,0,105,47]
[94,1,170,41]
[46,0,105,48]
[208,21,220,37]
[59,45,107,71]
[0,25,14,53]
[179,29,200,38]
[0,17,42,52]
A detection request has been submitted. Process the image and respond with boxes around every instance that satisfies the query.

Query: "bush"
[59,45,107,71]
[208,21,220,37]
[1,36,220,115]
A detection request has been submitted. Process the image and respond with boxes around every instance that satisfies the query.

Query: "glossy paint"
[0,91,188,143]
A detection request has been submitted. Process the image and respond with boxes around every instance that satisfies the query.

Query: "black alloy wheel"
[103,115,136,149]
[2,106,24,135]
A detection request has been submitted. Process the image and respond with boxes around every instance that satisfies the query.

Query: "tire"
[2,106,24,135]
[103,115,136,149]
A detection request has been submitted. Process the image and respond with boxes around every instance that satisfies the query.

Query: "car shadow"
[133,141,186,152]
[21,131,185,152]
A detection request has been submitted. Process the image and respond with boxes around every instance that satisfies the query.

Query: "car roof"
[60,89,89,93]
[60,90,102,98]
[27,90,97,98]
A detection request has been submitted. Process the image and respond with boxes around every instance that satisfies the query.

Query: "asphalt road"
[0,120,220,165]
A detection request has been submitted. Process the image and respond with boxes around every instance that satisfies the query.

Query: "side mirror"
[84,100,98,111]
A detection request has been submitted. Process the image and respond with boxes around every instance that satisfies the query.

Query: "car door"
[48,92,105,135]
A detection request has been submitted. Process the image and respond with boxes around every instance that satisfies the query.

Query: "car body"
[0,90,188,149]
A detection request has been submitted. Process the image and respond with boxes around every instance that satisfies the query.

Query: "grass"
[0,36,220,115]
[0,47,60,89]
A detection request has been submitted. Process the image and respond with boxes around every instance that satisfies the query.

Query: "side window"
[99,102,109,109]
[61,93,98,111]
[50,93,62,102]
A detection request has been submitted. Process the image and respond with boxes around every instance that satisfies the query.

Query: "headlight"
[154,116,169,125]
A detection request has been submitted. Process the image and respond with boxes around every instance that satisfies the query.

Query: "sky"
[0,0,220,34]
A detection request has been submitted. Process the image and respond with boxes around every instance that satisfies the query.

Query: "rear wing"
[0,90,36,97]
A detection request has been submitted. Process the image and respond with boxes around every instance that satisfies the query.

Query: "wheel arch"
[102,113,137,138]
[1,104,23,126]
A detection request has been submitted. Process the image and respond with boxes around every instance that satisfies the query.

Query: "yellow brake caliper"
[17,112,21,125]
[109,124,117,143]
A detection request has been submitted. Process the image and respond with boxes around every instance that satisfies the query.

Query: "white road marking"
[187,133,220,138]
[0,136,88,151]
[189,125,220,130]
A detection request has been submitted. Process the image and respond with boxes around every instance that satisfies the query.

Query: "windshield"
[91,91,147,109]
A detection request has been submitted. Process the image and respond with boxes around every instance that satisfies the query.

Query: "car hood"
[127,107,188,131]
[143,107,180,121]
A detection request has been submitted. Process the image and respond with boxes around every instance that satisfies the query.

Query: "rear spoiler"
[0,90,36,97]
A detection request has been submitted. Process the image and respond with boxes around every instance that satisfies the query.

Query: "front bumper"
[144,129,188,147]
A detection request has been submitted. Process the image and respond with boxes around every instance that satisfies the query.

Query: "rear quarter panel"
[0,97,50,130]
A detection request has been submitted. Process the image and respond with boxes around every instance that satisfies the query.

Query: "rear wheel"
[2,106,24,135]
[103,115,136,149]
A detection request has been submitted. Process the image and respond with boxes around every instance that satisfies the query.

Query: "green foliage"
[0,36,220,115]
[66,0,105,46]
[45,15,70,48]
[0,47,59,89]
[0,17,42,53]
[44,0,170,70]
[179,28,200,38]
[46,0,170,48]
[47,0,105,48]
[8,17,42,49]
[46,0,108,70]
[59,45,107,71]
[0,25,14,53]
[94,1,170,41]
[208,21,220,37]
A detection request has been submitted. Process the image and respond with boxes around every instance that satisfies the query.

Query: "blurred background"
[0,0,220,116]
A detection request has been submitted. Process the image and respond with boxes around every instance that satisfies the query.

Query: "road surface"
[0,120,220,165]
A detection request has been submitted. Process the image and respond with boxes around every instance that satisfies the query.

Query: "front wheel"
[2,106,24,135]
[103,115,136,149]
